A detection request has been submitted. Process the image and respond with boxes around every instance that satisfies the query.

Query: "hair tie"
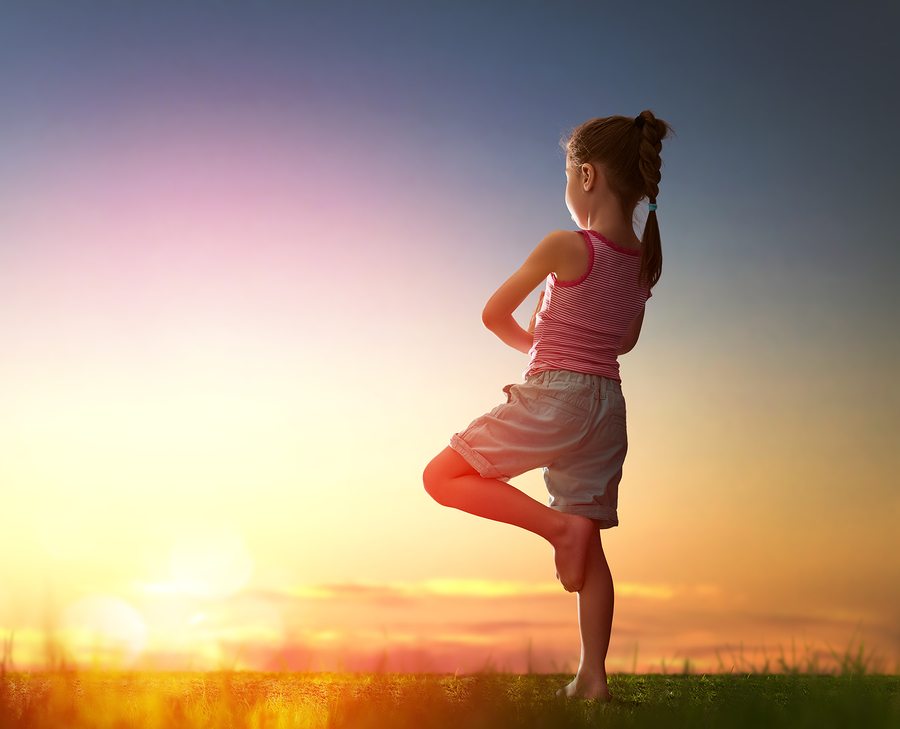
[649,203,657,211]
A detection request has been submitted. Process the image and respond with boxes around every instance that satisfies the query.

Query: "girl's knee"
[423,454,455,503]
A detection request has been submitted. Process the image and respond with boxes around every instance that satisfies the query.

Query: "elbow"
[481,311,499,330]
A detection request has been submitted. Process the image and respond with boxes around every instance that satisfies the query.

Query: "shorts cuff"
[449,434,510,482]
[551,505,619,529]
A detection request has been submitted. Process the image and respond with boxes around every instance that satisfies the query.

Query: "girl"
[423,111,673,701]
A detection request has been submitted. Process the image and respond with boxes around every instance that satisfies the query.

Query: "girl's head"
[561,110,675,291]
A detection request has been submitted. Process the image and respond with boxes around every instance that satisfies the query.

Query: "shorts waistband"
[524,369,622,397]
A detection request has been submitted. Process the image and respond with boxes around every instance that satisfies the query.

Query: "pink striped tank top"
[524,229,653,384]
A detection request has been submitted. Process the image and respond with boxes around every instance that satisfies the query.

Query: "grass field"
[1,637,897,727]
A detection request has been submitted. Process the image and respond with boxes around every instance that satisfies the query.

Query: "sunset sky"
[1,1,897,674]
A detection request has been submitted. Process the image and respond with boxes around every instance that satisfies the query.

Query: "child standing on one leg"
[424,110,674,701]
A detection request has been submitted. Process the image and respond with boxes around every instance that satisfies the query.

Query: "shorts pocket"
[506,380,592,419]
[538,382,593,416]
[537,390,592,418]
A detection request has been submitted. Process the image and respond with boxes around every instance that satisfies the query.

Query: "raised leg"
[423,446,594,591]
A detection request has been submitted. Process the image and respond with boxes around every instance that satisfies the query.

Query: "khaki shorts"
[449,369,627,529]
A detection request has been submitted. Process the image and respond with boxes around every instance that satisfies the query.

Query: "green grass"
[1,636,897,728]
[1,670,898,728]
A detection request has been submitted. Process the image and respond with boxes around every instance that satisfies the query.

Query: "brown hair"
[560,110,675,293]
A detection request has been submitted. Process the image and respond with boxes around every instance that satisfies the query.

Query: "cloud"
[241,577,703,603]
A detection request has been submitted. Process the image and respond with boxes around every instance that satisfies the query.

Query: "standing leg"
[557,521,614,701]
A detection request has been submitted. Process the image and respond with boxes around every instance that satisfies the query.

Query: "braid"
[635,112,663,206]
[631,110,673,290]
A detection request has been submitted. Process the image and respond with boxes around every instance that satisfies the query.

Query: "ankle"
[576,666,608,683]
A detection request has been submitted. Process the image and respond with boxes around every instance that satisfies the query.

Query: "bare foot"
[555,673,612,702]
[551,514,594,592]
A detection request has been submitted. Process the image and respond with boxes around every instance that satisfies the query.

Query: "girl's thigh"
[449,381,592,481]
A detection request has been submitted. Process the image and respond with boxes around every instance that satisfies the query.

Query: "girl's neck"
[589,226,641,249]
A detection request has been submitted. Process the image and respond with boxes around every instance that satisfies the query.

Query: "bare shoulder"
[535,229,584,262]
[545,229,584,247]
[521,230,588,282]
[545,229,591,282]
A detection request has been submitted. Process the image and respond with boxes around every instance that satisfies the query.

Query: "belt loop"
[600,376,607,400]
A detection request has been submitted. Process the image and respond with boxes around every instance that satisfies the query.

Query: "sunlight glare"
[60,595,147,669]
[168,525,253,599]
